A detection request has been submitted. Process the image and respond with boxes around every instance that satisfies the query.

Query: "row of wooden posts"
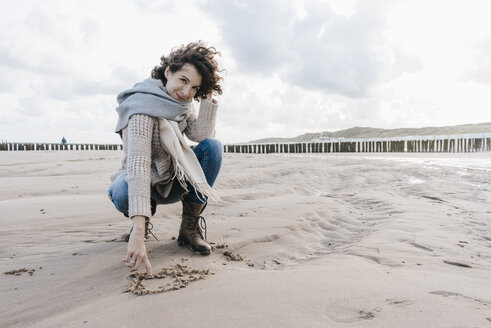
[223,137,491,154]
[0,143,123,151]
[1,137,490,153]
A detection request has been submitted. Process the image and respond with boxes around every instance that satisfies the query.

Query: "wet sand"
[1,151,490,327]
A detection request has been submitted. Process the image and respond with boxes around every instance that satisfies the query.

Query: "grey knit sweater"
[110,99,218,218]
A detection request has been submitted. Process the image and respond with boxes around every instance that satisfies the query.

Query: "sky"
[0,0,490,144]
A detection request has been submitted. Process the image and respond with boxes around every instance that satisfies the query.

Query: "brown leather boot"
[178,196,211,255]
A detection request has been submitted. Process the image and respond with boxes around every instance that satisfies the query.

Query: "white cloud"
[204,0,422,98]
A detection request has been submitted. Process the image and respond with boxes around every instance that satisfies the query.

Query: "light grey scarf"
[114,78,193,133]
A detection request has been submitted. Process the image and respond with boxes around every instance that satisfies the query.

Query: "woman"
[108,41,223,274]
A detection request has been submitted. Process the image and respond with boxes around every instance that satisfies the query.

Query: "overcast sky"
[1,0,490,144]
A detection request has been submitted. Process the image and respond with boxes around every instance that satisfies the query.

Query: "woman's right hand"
[206,92,217,104]
[123,216,152,274]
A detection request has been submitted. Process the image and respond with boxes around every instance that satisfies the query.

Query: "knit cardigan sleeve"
[183,99,218,142]
[125,114,153,218]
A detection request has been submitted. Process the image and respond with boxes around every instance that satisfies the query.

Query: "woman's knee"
[194,139,223,186]
[108,175,129,214]
[198,138,223,155]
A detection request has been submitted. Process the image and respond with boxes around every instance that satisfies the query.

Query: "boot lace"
[184,214,207,242]
[145,221,159,241]
[197,216,207,241]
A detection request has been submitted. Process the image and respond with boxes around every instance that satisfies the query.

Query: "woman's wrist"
[131,216,146,236]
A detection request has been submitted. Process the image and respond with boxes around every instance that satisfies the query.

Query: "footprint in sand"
[429,291,490,306]
[325,298,382,323]
[4,268,37,276]
[386,298,413,306]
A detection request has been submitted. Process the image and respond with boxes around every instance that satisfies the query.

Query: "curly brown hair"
[151,41,223,101]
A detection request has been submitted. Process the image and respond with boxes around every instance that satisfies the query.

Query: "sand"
[1,150,490,327]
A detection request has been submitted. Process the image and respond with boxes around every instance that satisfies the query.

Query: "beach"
[1,151,490,327]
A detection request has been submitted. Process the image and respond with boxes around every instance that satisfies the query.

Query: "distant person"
[61,137,67,145]
[107,41,224,274]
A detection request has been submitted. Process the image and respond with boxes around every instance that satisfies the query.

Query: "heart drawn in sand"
[125,264,212,296]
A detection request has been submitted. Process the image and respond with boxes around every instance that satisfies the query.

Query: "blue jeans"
[108,138,222,216]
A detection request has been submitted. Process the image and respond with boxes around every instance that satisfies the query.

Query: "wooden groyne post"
[223,134,491,154]
[0,143,123,151]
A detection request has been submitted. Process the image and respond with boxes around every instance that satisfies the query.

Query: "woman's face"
[164,63,202,102]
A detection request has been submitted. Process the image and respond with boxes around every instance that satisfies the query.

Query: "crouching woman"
[108,41,223,274]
